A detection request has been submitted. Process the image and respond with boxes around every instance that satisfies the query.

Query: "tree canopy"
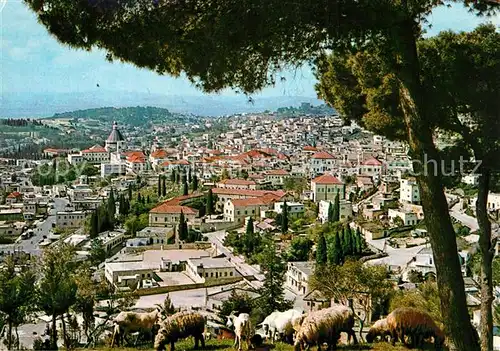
[23,0,497,94]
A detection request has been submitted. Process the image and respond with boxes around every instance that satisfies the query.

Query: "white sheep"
[293,305,357,351]
[111,308,160,347]
[260,309,303,343]
[227,312,254,351]
[154,311,206,351]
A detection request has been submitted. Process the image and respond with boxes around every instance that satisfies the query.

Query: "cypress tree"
[178,211,188,241]
[192,175,198,191]
[170,170,176,183]
[244,217,255,255]
[90,211,99,238]
[281,201,288,234]
[188,168,192,183]
[333,189,340,222]
[137,193,142,203]
[128,184,133,200]
[327,231,343,265]
[157,175,162,197]
[162,176,167,196]
[327,202,334,223]
[175,171,180,184]
[182,180,189,196]
[344,225,353,256]
[107,188,116,228]
[316,231,327,265]
[146,195,150,204]
[206,188,214,215]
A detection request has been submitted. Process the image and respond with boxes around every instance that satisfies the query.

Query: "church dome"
[107,121,125,143]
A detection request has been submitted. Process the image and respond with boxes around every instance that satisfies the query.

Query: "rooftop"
[149,204,198,215]
[189,257,234,269]
[107,121,125,143]
[312,174,343,185]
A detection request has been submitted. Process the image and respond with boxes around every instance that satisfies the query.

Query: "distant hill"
[0,91,324,118]
[50,106,188,126]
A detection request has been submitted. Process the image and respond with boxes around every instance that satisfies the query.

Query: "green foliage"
[37,244,78,349]
[255,237,293,317]
[390,281,442,328]
[218,290,254,320]
[407,270,424,284]
[281,201,289,234]
[89,238,107,266]
[178,211,188,241]
[107,188,116,229]
[327,231,343,266]
[30,160,80,186]
[192,175,199,191]
[124,214,148,236]
[285,236,313,262]
[156,294,177,319]
[315,231,327,265]
[182,180,189,196]
[311,260,393,327]
[0,256,36,350]
[283,177,308,197]
[206,189,215,215]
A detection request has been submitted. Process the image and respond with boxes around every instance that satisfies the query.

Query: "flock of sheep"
[110,305,445,351]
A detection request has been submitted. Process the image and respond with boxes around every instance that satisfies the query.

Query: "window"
[230,272,233,276]
[211,272,214,277]
[224,272,228,277]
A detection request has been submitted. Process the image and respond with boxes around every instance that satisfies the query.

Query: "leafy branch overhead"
[24,0,497,93]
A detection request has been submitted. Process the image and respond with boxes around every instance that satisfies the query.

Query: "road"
[19,197,70,256]
[203,230,265,281]
[447,195,480,232]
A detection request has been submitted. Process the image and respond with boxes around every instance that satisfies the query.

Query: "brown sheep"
[365,318,390,343]
[154,311,205,351]
[386,307,444,349]
[293,305,357,351]
[111,308,160,347]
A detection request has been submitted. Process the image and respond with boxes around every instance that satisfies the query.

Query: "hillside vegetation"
[50,106,196,127]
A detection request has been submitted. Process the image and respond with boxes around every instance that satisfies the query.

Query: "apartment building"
[400,178,421,204]
[56,211,87,229]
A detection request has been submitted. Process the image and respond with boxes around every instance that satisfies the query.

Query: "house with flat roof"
[186,257,237,281]
[285,261,314,296]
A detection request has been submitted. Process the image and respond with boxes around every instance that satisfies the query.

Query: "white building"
[186,257,237,281]
[462,174,479,186]
[403,247,469,280]
[285,261,314,295]
[105,121,126,152]
[318,200,353,223]
[310,151,336,177]
[274,202,304,216]
[470,193,500,212]
[388,208,419,226]
[56,211,87,229]
[101,163,126,177]
[400,178,421,204]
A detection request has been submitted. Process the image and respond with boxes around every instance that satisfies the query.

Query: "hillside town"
[0,104,496,350]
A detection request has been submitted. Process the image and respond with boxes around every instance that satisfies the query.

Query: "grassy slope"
[85,338,438,351]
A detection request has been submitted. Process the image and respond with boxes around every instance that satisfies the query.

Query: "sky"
[1,1,499,98]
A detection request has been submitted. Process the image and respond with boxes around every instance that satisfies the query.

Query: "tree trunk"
[61,313,70,349]
[476,168,493,351]
[51,314,58,350]
[396,17,479,351]
[7,320,12,351]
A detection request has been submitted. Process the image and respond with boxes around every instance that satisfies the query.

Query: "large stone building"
[311,174,345,202]
[149,204,198,226]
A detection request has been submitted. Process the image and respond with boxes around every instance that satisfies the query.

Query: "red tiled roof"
[362,157,383,166]
[212,188,287,198]
[230,194,279,207]
[266,169,289,176]
[150,204,198,215]
[303,145,317,151]
[162,193,205,206]
[82,145,107,153]
[124,151,146,158]
[311,151,335,159]
[7,191,22,198]
[312,174,343,185]
[127,156,145,163]
[151,149,168,158]
[218,179,256,186]
[259,148,278,156]
[172,159,190,165]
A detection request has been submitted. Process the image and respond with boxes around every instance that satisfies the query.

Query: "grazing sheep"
[386,307,444,349]
[154,311,205,351]
[293,305,357,351]
[227,312,254,351]
[111,308,160,347]
[260,309,303,343]
[366,318,391,343]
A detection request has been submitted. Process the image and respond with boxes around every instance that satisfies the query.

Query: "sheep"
[386,307,445,349]
[365,318,391,343]
[293,305,357,351]
[154,311,206,351]
[111,308,160,347]
[260,309,303,344]
[227,312,254,351]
